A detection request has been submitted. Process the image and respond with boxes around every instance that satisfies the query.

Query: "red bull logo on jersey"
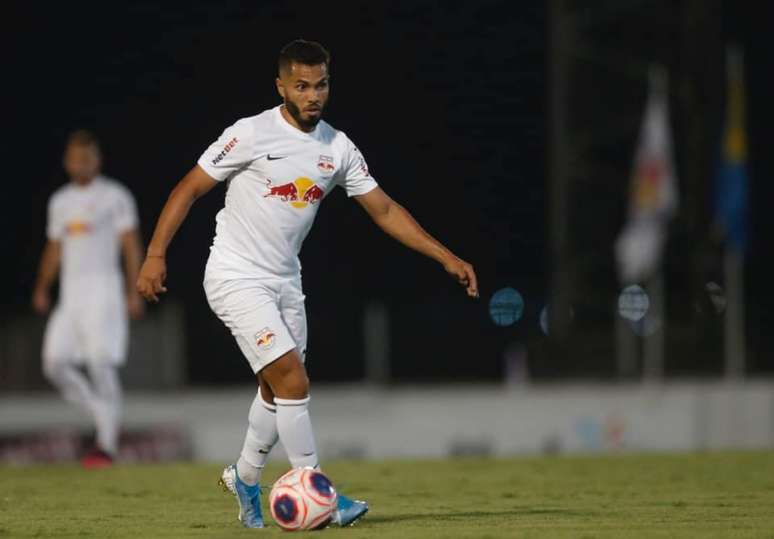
[317,155,335,173]
[264,177,325,209]
[66,220,92,236]
[358,155,369,177]
[255,327,276,350]
[353,146,370,177]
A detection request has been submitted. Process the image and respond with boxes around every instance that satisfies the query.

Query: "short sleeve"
[197,119,255,181]
[113,187,139,234]
[46,196,64,240]
[337,137,378,198]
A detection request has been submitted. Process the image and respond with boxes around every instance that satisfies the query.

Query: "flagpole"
[724,248,745,379]
[643,272,665,382]
[642,65,667,385]
[722,45,746,380]
[615,306,637,378]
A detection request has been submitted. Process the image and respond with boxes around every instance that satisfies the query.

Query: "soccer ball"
[269,467,338,531]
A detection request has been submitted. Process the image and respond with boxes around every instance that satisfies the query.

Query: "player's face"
[63,143,101,185]
[276,62,330,131]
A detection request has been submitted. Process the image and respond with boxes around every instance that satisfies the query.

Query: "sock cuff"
[240,450,267,470]
[258,388,277,412]
[274,396,310,407]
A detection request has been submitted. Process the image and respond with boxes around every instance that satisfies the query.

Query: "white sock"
[275,396,319,469]
[237,388,279,486]
[88,364,122,456]
[44,363,121,456]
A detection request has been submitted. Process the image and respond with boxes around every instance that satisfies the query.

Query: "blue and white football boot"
[333,493,369,527]
[219,464,264,528]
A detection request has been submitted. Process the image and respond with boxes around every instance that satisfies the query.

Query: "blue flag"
[714,47,748,253]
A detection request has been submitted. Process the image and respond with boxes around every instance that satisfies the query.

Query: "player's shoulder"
[48,183,72,208]
[224,109,274,138]
[317,119,357,152]
[96,176,136,201]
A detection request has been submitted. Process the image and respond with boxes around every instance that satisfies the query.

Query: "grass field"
[2,452,774,538]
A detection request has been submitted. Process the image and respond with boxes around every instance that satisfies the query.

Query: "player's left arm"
[354,187,478,298]
[120,228,145,319]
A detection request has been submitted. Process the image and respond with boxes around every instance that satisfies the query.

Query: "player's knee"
[272,369,309,399]
[262,353,309,399]
[88,365,120,401]
[42,362,62,385]
[285,371,310,399]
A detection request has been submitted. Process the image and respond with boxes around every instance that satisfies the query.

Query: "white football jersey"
[46,176,138,305]
[198,105,378,279]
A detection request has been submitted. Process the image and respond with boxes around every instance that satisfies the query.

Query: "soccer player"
[33,130,144,468]
[136,39,478,528]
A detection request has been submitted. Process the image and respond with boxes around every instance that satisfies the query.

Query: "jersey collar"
[274,105,321,140]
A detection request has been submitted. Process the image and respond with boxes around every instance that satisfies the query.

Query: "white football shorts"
[203,275,307,373]
[42,296,128,368]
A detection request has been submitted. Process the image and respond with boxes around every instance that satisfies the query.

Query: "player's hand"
[442,255,479,298]
[137,256,168,303]
[126,291,145,320]
[31,287,51,315]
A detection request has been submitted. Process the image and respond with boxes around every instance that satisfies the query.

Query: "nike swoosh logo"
[267,154,286,160]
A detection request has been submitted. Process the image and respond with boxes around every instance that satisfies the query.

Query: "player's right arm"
[32,240,61,314]
[136,165,217,302]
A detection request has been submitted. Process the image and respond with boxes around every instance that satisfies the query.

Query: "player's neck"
[71,175,98,188]
[279,105,316,134]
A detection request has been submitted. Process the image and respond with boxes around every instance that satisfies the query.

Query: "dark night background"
[3,1,771,385]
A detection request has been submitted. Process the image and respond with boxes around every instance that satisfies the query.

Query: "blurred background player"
[32,130,143,468]
[136,39,478,528]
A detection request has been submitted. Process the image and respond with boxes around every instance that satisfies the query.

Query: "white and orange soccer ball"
[269,467,338,531]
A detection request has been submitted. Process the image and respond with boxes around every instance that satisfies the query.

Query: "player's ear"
[276,78,285,99]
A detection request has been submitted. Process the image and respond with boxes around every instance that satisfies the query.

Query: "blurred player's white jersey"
[198,105,378,280]
[43,176,138,365]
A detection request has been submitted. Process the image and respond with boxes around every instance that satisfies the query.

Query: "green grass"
[2,452,774,538]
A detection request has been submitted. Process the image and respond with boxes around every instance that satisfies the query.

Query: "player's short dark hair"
[66,129,100,151]
[278,39,330,74]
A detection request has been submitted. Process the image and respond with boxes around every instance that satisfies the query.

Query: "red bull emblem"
[264,177,325,209]
[358,155,369,177]
[317,155,335,173]
[66,220,92,236]
[255,327,276,350]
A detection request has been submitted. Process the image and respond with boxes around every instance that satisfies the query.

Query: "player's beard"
[285,99,323,130]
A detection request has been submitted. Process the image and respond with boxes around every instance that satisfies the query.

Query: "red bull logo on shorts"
[264,177,325,209]
[255,327,276,350]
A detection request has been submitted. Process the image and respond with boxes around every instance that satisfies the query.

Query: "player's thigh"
[81,300,128,365]
[205,281,300,374]
[279,278,308,362]
[42,307,80,372]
